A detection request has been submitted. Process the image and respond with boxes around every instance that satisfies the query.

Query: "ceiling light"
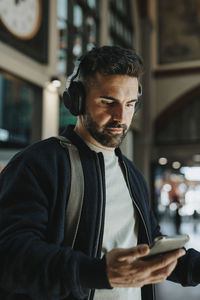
[172,161,181,169]
[50,76,61,88]
[158,157,168,165]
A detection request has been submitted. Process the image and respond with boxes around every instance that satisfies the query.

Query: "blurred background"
[1,0,200,298]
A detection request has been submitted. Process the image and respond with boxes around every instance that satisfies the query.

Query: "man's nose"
[112,104,126,122]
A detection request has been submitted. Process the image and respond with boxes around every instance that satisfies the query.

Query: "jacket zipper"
[88,153,104,300]
[93,153,104,257]
[122,161,156,300]
[121,161,150,244]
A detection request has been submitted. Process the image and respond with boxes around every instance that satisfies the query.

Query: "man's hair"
[78,45,144,81]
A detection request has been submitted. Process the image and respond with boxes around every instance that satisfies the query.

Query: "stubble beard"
[82,112,129,148]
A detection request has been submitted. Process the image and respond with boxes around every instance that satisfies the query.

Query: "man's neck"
[74,123,115,152]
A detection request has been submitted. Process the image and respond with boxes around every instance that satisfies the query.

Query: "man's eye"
[101,100,115,106]
[126,102,135,108]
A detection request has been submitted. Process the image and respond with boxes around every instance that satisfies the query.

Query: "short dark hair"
[78,45,144,81]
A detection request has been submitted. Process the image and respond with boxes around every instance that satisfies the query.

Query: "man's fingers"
[153,260,177,278]
[146,261,178,285]
[147,248,185,271]
[118,244,150,262]
[106,245,186,288]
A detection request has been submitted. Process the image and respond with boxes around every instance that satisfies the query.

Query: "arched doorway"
[153,83,200,300]
[152,83,200,235]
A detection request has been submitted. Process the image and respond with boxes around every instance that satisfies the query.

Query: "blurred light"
[50,77,61,88]
[169,202,177,211]
[73,43,82,56]
[181,167,200,181]
[163,183,172,192]
[170,173,183,182]
[179,206,194,216]
[160,191,170,205]
[185,190,200,205]
[52,80,61,88]
[0,128,9,141]
[193,154,200,162]
[172,161,181,169]
[178,183,187,193]
[158,157,168,165]
[158,204,166,212]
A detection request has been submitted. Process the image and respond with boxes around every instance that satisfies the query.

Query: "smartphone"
[145,234,190,258]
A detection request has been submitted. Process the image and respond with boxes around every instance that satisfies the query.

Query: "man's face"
[80,73,139,149]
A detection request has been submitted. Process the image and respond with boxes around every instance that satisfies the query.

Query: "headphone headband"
[66,60,81,89]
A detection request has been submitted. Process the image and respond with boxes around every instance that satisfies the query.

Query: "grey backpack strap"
[55,136,84,248]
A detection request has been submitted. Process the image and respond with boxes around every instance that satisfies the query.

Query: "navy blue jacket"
[0,125,200,300]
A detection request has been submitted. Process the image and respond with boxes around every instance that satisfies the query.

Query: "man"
[0,46,200,300]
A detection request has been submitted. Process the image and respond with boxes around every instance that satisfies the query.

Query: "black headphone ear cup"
[138,83,142,99]
[63,81,86,116]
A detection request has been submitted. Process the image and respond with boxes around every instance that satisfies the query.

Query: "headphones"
[63,59,142,116]
[63,58,86,116]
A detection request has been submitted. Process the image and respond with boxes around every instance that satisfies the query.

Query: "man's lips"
[106,128,123,133]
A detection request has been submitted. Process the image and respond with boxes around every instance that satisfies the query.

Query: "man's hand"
[106,244,185,287]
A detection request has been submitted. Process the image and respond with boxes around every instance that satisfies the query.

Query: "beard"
[82,112,129,148]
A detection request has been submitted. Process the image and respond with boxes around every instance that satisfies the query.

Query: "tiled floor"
[155,216,200,300]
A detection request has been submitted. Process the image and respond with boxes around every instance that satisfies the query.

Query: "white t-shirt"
[85,141,141,300]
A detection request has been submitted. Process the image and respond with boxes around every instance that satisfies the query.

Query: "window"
[57,0,68,74]
[109,0,134,48]
[156,96,200,145]
[0,71,42,148]
[57,0,100,75]
[67,0,99,75]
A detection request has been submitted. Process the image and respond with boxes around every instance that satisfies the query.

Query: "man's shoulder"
[3,137,70,174]
[14,137,62,159]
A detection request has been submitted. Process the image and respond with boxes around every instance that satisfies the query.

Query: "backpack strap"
[55,136,84,248]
